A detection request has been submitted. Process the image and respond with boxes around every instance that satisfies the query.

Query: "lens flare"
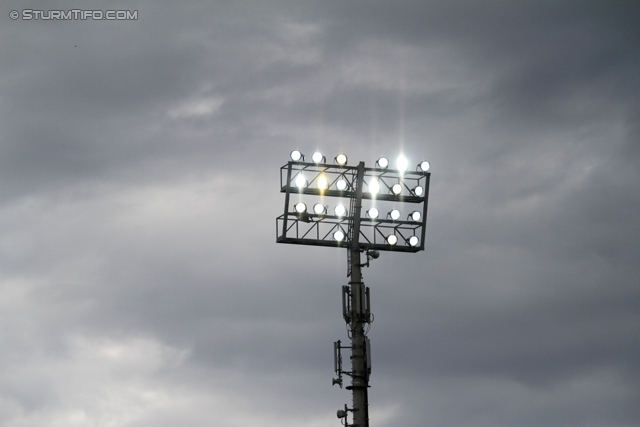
[369,178,380,194]
[317,175,329,190]
[397,156,408,172]
[295,174,306,188]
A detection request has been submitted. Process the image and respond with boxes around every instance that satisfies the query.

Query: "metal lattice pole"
[348,162,369,427]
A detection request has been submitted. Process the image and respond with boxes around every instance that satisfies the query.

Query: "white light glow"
[336,153,348,165]
[334,204,347,217]
[377,157,389,168]
[409,236,419,247]
[295,174,307,188]
[294,202,307,214]
[419,160,430,172]
[392,183,402,195]
[397,156,408,172]
[317,175,329,190]
[314,203,326,215]
[387,234,398,245]
[390,209,401,220]
[367,208,379,219]
[334,230,345,241]
[291,150,303,161]
[336,178,348,191]
[312,152,324,163]
[369,178,380,194]
[413,186,424,197]
[410,211,421,222]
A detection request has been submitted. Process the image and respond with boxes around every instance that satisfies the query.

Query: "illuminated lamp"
[317,175,329,190]
[312,152,325,164]
[376,157,389,168]
[294,202,307,214]
[391,183,402,195]
[314,203,327,215]
[334,204,347,217]
[412,186,424,197]
[335,153,348,166]
[367,208,379,219]
[369,178,380,194]
[409,236,419,247]
[290,150,304,161]
[295,174,307,188]
[334,230,345,241]
[418,160,430,172]
[336,178,348,191]
[387,234,398,245]
[409,211,421,222]
[389,209,401,221]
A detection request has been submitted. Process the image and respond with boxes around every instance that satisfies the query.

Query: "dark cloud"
[0,1,638,426]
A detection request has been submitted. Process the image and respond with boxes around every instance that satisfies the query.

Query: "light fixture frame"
[277,156,430,252]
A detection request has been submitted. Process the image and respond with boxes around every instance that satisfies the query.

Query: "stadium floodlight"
[376,157,389,168]
[397,156,409,172]
[294,202,307,214]
[312,152,325,164]
[336,177,348,191]
[317,175,329,190]
[369,178,380,194]
[418,160,430,172]
[291,150,304,161]
[335,153,348,166]
[367,208,379,219]
[314,203,327,215]
[295,174,307,188]
[277,150,431,427]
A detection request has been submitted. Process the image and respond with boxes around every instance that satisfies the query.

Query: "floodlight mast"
[277,152,430,427]
[348,162,369,427]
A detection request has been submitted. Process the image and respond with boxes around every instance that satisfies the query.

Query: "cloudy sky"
[1,1,639,426]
